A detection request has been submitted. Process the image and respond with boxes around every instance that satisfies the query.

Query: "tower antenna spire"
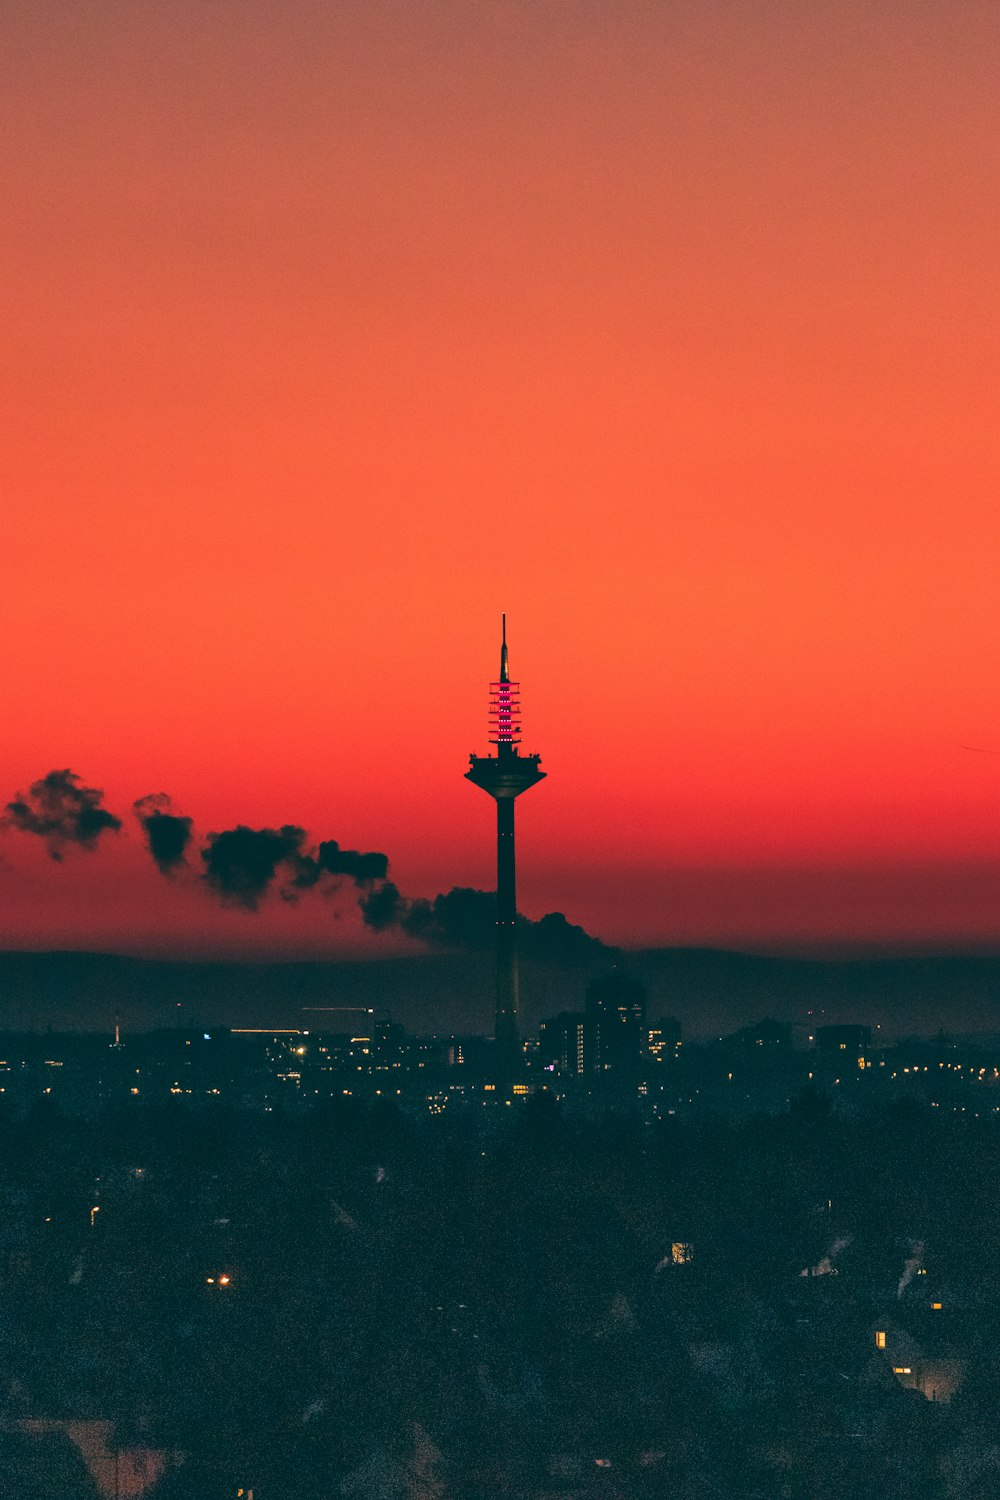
[500,613,509,683]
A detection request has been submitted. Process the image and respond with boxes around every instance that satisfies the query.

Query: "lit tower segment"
[466,616,545,1074]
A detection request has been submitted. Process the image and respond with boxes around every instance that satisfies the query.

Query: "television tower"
[466,616,545,1075]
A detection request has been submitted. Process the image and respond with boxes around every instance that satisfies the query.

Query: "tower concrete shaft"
[465,617,545,1073]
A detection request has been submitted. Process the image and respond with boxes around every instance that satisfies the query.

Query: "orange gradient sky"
[2,0,999,956]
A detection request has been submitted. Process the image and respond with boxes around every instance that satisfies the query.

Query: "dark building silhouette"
[585,974,647,1079]
[733,1017,793,1052]
[465,617,545,1076]
[816,1023,872,1057]
[648,1016,682,1063]
[538,1010,587,1076]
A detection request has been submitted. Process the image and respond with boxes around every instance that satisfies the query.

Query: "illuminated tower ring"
[465,616,545,1076]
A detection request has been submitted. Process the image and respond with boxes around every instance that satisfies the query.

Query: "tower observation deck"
[465,616,545,1076]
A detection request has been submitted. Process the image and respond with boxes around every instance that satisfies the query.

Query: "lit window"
[932,1302,942,1310]
[892,1366,912,1375]
[875,1331,886,1348]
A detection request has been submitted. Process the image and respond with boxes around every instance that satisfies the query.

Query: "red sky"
[2,0,999,956]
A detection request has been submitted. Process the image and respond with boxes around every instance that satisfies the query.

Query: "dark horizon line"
[5,938,1000,967]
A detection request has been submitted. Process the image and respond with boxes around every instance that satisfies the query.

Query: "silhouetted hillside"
[2,946,1000,1038]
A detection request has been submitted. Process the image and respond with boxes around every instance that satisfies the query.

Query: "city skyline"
[3,1,999,958]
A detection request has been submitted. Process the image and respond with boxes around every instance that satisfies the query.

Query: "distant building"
[648,1017,681,1063]
[732,1018,792,1052]
[585,975,647,1079]
[538,1012,586,1075]
[444,1034,494,1072]
[816,1025,872,1058]
[7,1419,180,1498]
[870,1322,966,1403]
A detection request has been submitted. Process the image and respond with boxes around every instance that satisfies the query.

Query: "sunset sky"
[3,0,999,957]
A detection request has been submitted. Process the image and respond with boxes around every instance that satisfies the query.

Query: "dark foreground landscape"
[2,1091,1000,1498]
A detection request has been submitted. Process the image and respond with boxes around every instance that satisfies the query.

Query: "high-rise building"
[585,975,647,1079]
[647,1017,682,1064]
[538,1011,587,1076]
[465,617,545,1077]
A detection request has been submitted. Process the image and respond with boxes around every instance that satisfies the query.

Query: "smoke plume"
[2,770,122,859]
[401,886,497,948]
[800,1237,850,1278]
[897,1239,925,1298]
[4,771,604,958]
[289,840,389,892]
[200,824,310,910]
[199,824,390,910]
[360,881,610,962]
[133,794,194,874]
[358,880,407,931]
